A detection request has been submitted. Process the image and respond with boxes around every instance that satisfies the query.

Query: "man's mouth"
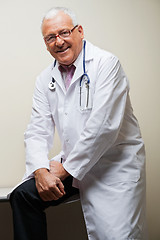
[56,46,70,53]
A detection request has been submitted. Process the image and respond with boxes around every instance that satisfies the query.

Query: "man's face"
[42,11,84,66]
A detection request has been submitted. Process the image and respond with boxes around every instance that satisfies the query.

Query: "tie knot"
[59,64,75,74]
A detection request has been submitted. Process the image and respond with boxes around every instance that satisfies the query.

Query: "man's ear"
[78,25,84,39]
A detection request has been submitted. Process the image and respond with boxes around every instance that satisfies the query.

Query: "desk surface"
[0,187,13,201]
[0,187,80,203]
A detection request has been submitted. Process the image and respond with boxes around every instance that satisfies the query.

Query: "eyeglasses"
[44,25,78,44]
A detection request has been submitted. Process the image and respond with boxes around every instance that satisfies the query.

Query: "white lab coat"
[24,41,147,239]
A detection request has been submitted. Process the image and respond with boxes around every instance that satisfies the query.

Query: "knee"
[10,179,36,207]
[10,184,27,207]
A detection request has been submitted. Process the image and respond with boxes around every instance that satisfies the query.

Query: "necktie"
[59,65,76,90]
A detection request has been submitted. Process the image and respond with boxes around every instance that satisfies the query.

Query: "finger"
[50,184,65,199]
[40,190,59,201]
[57,181,66,195]
[36,183,60,201]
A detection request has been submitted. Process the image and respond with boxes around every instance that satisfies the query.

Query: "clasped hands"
[34,161,69,201]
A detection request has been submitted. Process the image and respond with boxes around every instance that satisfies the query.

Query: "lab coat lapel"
[72,54,83,84]
[51,63,66,94]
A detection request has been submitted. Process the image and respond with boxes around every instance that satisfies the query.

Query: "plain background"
[0,0,160,239]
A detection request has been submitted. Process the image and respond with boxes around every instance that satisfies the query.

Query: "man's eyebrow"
[45,28,69,37]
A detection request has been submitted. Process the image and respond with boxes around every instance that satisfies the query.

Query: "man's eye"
[46,35,56,42]
[60,31,70,37]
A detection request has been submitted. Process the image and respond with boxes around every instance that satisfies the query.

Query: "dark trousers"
[10,176,79,240]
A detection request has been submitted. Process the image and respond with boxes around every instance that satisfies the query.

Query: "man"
[10,7,147,240]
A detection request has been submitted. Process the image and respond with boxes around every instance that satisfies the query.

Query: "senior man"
[10,7,147,240]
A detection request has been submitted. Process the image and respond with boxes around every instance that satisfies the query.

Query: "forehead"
[42,12,74,36]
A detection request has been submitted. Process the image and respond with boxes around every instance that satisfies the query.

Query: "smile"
[56,46,70,54]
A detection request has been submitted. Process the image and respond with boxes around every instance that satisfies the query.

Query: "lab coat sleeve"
[63,56,129,180]
[24,76,55,179]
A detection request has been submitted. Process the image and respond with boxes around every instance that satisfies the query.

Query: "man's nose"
[55,36,65,47]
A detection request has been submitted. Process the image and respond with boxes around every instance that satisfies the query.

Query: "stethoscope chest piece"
[48,78,56,91]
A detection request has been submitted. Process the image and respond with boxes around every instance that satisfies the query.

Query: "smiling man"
[42,11,84,66]
[10,7,147,240]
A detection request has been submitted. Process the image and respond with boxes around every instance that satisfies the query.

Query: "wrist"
[34,168,49,177]
[61,168,70,180]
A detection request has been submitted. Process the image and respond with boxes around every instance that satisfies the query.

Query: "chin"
[59,58,75,66]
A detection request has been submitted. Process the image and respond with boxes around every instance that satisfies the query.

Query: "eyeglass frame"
[44,25,78,44]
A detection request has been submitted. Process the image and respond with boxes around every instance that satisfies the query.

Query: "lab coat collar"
[83,40,94,62]
[71,40,94,87]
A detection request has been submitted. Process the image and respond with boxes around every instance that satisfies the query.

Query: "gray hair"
[41,7,78,30]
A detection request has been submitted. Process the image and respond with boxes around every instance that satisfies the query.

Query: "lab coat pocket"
[77,83,93,113]
[95,148,141,186]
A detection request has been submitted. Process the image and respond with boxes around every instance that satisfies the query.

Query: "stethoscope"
[48,60,56,91]
[48,40,90,108]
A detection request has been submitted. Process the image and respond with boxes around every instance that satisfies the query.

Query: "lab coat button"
[65,112,68,115]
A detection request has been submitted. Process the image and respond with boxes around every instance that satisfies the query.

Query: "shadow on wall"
[0,202,13,240]
[0,201,88,240]
[46,201,88,240]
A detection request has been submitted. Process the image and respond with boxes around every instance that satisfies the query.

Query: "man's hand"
[50,161,70,181]
[34,168,65,201]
